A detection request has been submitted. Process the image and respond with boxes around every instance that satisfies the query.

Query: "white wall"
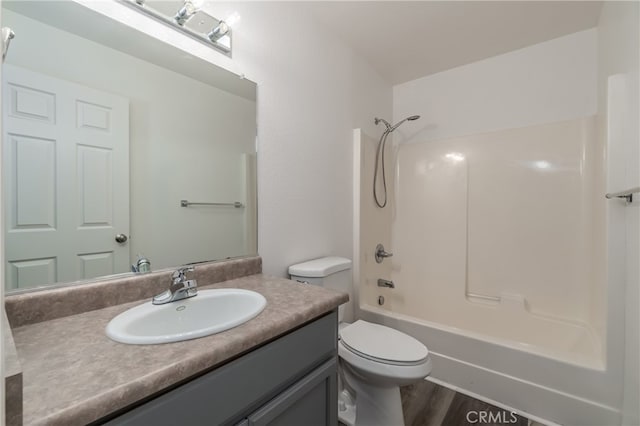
[3,9,257,271]
[211,3,393,276]
[597,2,640,425]
[393,29,597,143]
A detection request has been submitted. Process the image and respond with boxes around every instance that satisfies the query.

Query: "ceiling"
[307,1,603,85]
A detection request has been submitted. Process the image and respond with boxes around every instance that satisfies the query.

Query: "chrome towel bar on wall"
[605,186,639,203]
[180,200,244,208]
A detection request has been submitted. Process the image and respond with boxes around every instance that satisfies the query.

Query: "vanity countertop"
[10,274,348,426]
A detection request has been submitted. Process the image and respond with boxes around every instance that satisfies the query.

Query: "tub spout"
[378,279,395,289]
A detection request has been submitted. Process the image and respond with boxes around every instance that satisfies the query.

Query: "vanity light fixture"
[119,0,232,56]
[174,0,203,26]
[207,12,240,42]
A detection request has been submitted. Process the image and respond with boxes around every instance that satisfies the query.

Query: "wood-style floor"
[400,380,545,426]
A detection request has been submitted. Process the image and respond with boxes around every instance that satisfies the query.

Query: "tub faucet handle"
[375,244,393,263]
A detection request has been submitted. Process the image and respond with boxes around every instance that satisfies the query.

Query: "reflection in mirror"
[2,1,257,293]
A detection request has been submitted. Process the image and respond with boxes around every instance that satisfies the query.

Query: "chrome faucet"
[152,266,198,305]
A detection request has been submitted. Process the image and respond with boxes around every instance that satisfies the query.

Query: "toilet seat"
[340,340,425,366]
[337,320,433,426]
[339,320,429,365]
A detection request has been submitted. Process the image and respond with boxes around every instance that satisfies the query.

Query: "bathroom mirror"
[1,1,257,293]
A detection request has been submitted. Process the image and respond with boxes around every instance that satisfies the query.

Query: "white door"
[3,64,129,290]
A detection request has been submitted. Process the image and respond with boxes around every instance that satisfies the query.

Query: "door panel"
[8,82,55,123]
[76,100,111,132]
[8,257,56,290]
[3,64,130,289]
[77,251,114,280]
[9,133,56,229]
[77,145,113,227]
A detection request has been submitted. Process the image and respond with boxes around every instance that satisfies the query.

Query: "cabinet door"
[248,358,337,426]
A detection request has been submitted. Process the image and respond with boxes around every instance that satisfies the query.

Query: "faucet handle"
[172,266,195,283]
[154,267,197,305]
[375,244,393,263]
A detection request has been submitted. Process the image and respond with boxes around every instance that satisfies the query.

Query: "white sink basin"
[106,289,267,345]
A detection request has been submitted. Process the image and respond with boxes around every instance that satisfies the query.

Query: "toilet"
[289,257,432,426]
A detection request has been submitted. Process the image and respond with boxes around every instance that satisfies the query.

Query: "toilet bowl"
[337,320,432,426]
[287,257,431,426]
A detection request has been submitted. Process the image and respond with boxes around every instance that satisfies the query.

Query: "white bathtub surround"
[354,117,616,425]
[597,2,640,425]
[352,25,639,425]
[389,117,604,369]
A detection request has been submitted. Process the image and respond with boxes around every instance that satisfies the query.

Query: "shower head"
[389,115,420,132]
[375,115,420,133]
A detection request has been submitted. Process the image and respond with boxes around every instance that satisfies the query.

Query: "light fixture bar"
[117,0,231,56]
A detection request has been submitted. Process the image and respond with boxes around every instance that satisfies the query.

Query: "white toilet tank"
[289,256,353,322]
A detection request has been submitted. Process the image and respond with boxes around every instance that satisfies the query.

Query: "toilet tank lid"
[288,256,352,278]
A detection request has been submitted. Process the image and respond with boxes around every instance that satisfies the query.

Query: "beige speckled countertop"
[11,274,348,425]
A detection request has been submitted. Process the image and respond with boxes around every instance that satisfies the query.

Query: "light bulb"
[207,20,230,42]
[207,12,239,43]
[174,0,203,26]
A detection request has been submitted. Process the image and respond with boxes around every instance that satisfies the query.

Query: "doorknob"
[115,234,128,243]
[2,27,15,62]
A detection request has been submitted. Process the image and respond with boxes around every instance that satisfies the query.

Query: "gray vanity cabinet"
[245,358,337,426]
[104,311,338,426]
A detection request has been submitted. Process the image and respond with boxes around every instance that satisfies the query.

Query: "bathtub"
[352,119,624,426]
[357,303,619,426]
